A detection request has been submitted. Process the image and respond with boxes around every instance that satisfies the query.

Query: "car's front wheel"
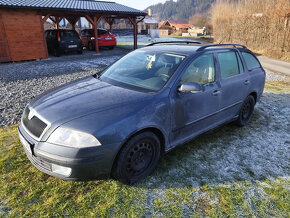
[236,95,255,126]
[112,132,161,184]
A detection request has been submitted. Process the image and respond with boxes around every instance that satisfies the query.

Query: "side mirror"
[178,82,203,93]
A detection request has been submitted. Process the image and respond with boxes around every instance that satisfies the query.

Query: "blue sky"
[99,0,169,10]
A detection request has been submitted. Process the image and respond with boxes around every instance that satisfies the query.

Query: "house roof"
[0,0,147,15]
[143,16,158,24]
[172,23,192,29]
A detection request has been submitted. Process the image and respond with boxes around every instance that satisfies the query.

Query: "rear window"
[98,29,109,35]
[242,52,261,70]
[60,31,79,38]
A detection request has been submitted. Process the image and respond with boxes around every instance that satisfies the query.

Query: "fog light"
[51,164,72,177]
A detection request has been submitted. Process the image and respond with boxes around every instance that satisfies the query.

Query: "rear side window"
[181,54,215,85]
[217,52,240,78]
[242,52,260,70]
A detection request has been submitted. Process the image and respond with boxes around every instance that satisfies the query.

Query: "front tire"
[112,132,161,184]
[236,95,255,126]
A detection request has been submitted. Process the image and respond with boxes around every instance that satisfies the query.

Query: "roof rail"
[147,41,202,46]
[196,44,247,51]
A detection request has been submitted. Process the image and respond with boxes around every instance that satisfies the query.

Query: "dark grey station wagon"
[18,43,265,184]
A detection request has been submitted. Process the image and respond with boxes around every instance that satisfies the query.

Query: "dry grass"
[211,0,290,60]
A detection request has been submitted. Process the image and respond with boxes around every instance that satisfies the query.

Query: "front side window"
[181,54,215,85]
[242,52,260,70]
[218,52,240,78]
[100,50,186,92]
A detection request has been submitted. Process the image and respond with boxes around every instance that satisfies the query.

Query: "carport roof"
[0,0,147,16]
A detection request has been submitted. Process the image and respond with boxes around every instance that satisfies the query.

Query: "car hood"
[29,76,153,125]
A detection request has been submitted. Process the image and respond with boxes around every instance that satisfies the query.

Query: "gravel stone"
[0,48,128,127]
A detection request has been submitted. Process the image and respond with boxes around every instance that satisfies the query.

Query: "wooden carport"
[0,0,147,62]
[41,13,140,53]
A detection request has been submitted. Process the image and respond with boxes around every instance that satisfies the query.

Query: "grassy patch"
[0,80,289,216]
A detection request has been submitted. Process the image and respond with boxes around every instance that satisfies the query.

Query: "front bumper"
[18,124,119,181]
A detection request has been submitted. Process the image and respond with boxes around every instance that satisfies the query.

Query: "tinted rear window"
[98,29,109,35]
[242,52,261,70]
[60,31,78,38]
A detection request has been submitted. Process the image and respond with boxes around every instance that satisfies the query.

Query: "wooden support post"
[66,17,79,30]
[93,15,103,53]
[55,17,62,29]
[105,17,114,33]
[128,16,137,50]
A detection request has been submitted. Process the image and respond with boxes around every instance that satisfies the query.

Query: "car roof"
[139,44,247,56]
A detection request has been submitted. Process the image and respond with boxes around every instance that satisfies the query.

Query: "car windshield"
[99,50,186,92]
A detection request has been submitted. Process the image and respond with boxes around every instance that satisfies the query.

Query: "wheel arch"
[110,126,166,177]
[249,91,257,103]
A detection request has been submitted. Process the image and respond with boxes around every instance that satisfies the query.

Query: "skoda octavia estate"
[18,43,265,184]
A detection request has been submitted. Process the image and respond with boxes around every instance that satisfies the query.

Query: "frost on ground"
[0,48,289,216]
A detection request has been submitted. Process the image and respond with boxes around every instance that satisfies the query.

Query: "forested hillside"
[147,0,214,21]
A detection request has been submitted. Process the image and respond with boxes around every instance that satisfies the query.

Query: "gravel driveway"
[0,48,128,126]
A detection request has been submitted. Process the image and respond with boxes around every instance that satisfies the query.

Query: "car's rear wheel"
[236,95,255,126]
[109,46,115,50]
[88,42,94,51]
[77,49,83,54]
[53,48,60,57]
[112,132,160,184]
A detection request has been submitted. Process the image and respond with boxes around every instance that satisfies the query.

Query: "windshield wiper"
[94,71,102,79]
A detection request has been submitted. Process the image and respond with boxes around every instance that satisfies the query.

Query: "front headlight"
[47,127,101,148]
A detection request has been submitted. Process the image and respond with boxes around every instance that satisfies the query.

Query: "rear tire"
[88,42,94,51]
[78,49,83,54]
[53,48,60,57]
[109,46,115,50]
[236,95,255,126]
[112,132,160,184]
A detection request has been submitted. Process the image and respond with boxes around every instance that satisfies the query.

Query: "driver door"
[170,53,221,147]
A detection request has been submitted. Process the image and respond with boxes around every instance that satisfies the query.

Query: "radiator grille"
[22,107,47,138]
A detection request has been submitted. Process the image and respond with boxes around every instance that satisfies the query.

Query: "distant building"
[159,20,193,36]
[138,16,159,35]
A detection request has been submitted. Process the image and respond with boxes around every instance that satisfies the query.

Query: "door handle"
[212,90,221,96]
[244,80,250,85]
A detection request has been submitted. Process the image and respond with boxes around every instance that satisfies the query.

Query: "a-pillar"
[128,16,137,50]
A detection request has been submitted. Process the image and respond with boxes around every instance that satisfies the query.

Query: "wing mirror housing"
[178,82,203,93]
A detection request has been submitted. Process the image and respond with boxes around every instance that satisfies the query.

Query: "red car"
[80,28,116,50]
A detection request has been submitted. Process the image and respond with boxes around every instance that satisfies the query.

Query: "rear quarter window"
[242,52,261,70]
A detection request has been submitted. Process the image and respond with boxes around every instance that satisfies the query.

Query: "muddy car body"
[18,43,266,184]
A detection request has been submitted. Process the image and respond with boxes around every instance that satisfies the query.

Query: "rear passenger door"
[216,51,250,122]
